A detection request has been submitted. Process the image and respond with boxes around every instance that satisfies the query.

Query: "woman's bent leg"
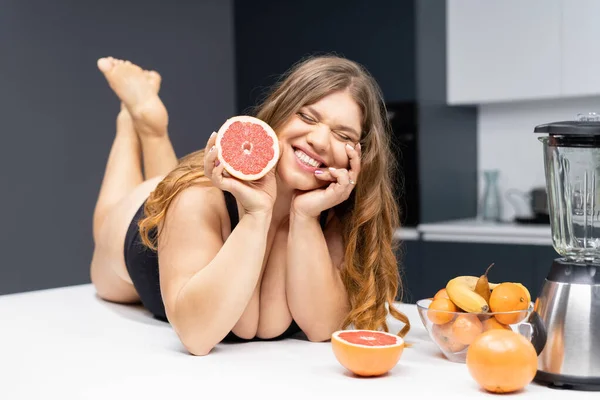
[90,106,144,303]
[91,177,163,303]
[92,107,143,243]
[91,57,177,303]
[97,57,178,180]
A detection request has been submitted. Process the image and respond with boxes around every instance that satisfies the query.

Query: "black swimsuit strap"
[222,191,328,231]
[223,191,240,230]
[318,209,329,230]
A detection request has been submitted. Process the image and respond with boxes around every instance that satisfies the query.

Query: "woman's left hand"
[291,143,361,219]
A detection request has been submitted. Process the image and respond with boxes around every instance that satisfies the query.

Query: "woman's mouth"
[293,148,323,169]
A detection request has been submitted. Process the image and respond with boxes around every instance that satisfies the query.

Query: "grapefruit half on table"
[331,330,405,377]
[215,116,280,181]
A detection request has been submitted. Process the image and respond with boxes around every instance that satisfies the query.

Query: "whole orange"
[433,288,450,300]
[432,321,467,353]
[451,314,483,345]
[466,329,538,393]
[489,283,529,325]
[427,298,458,325]
[482,317,511,332]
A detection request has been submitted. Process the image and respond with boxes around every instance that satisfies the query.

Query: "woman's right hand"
[204,132,277,215]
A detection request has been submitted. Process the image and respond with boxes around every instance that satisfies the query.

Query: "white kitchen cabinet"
[561,0,600,97]
[446,0,561,105]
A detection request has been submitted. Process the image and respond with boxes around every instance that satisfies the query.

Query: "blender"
[533,113,600,390]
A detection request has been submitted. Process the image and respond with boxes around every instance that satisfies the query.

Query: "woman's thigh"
[90,175,165,303]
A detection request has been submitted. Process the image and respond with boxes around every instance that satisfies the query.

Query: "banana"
[451,275,499,291]
[446,276,490,313]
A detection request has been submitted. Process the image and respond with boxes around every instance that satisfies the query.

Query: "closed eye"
[297,112,317,124]
[334,131,352,141]
[299,111,357,142]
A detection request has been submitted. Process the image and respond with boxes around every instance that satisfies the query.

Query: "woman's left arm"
[286,211,349,342]
[287,142,361,341]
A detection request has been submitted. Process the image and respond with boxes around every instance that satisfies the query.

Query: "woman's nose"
[306,124,330,151]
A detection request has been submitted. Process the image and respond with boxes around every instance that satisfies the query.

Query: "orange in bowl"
[331,330,405,377]
[416,298,534,363]
[433,288,450,300]
[452,314,483,345]
[482,317,511,332]
[489,283,530,325]
[427,297,459,325]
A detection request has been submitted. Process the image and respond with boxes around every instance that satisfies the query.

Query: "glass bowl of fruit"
[416,275,538,363]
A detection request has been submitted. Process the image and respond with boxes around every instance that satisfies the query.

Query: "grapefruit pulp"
[331,330,405,377]
[215,116,279,181]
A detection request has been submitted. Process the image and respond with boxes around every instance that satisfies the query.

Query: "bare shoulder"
[161,184,230,237]
[168,184,226,214]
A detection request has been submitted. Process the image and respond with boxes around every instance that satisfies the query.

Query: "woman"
[91,55,410,356]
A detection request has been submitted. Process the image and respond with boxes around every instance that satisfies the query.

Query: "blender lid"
[535,112,600,135]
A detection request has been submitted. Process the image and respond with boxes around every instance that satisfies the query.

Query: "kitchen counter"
[1,284,593,399]
[416,218,552,246]
[393,226,419,240]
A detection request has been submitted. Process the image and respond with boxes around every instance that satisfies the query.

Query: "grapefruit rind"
[331,329,405,377]
[331,330,404,348]
[215,115,279,181]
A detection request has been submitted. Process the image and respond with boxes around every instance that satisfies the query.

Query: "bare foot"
[97,57,168,138]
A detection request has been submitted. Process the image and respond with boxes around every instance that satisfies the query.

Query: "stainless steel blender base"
[534,259,600,390]
[535,370,600,391]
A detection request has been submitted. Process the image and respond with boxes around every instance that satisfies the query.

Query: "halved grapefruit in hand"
[215,116,279,181]
[331,330,405,377]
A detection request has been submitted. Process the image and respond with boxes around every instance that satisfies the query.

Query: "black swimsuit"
[123,190,329,342]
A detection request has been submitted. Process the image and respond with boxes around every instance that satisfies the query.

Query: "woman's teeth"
[294,149,321,168]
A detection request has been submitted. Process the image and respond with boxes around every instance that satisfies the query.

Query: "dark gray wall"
[0,0,235,294]
[234,0,415,113]
[416,0,478,222]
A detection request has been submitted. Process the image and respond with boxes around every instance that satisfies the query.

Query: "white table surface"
[1,284,595,399]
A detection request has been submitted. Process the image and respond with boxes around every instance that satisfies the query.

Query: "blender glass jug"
[536,113,600,263]
[533,113,600,389]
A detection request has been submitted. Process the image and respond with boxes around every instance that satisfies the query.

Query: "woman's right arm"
[157,132,277,356]
[157,186,272,356]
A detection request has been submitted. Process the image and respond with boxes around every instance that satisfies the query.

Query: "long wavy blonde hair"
[139,55,410,337]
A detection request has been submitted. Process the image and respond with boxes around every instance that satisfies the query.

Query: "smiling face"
[275,89,363,191]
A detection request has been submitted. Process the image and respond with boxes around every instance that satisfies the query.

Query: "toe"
[97,57,114,73]
[147,71,162,91]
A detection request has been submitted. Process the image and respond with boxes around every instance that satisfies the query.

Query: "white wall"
[478,96,600,221]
